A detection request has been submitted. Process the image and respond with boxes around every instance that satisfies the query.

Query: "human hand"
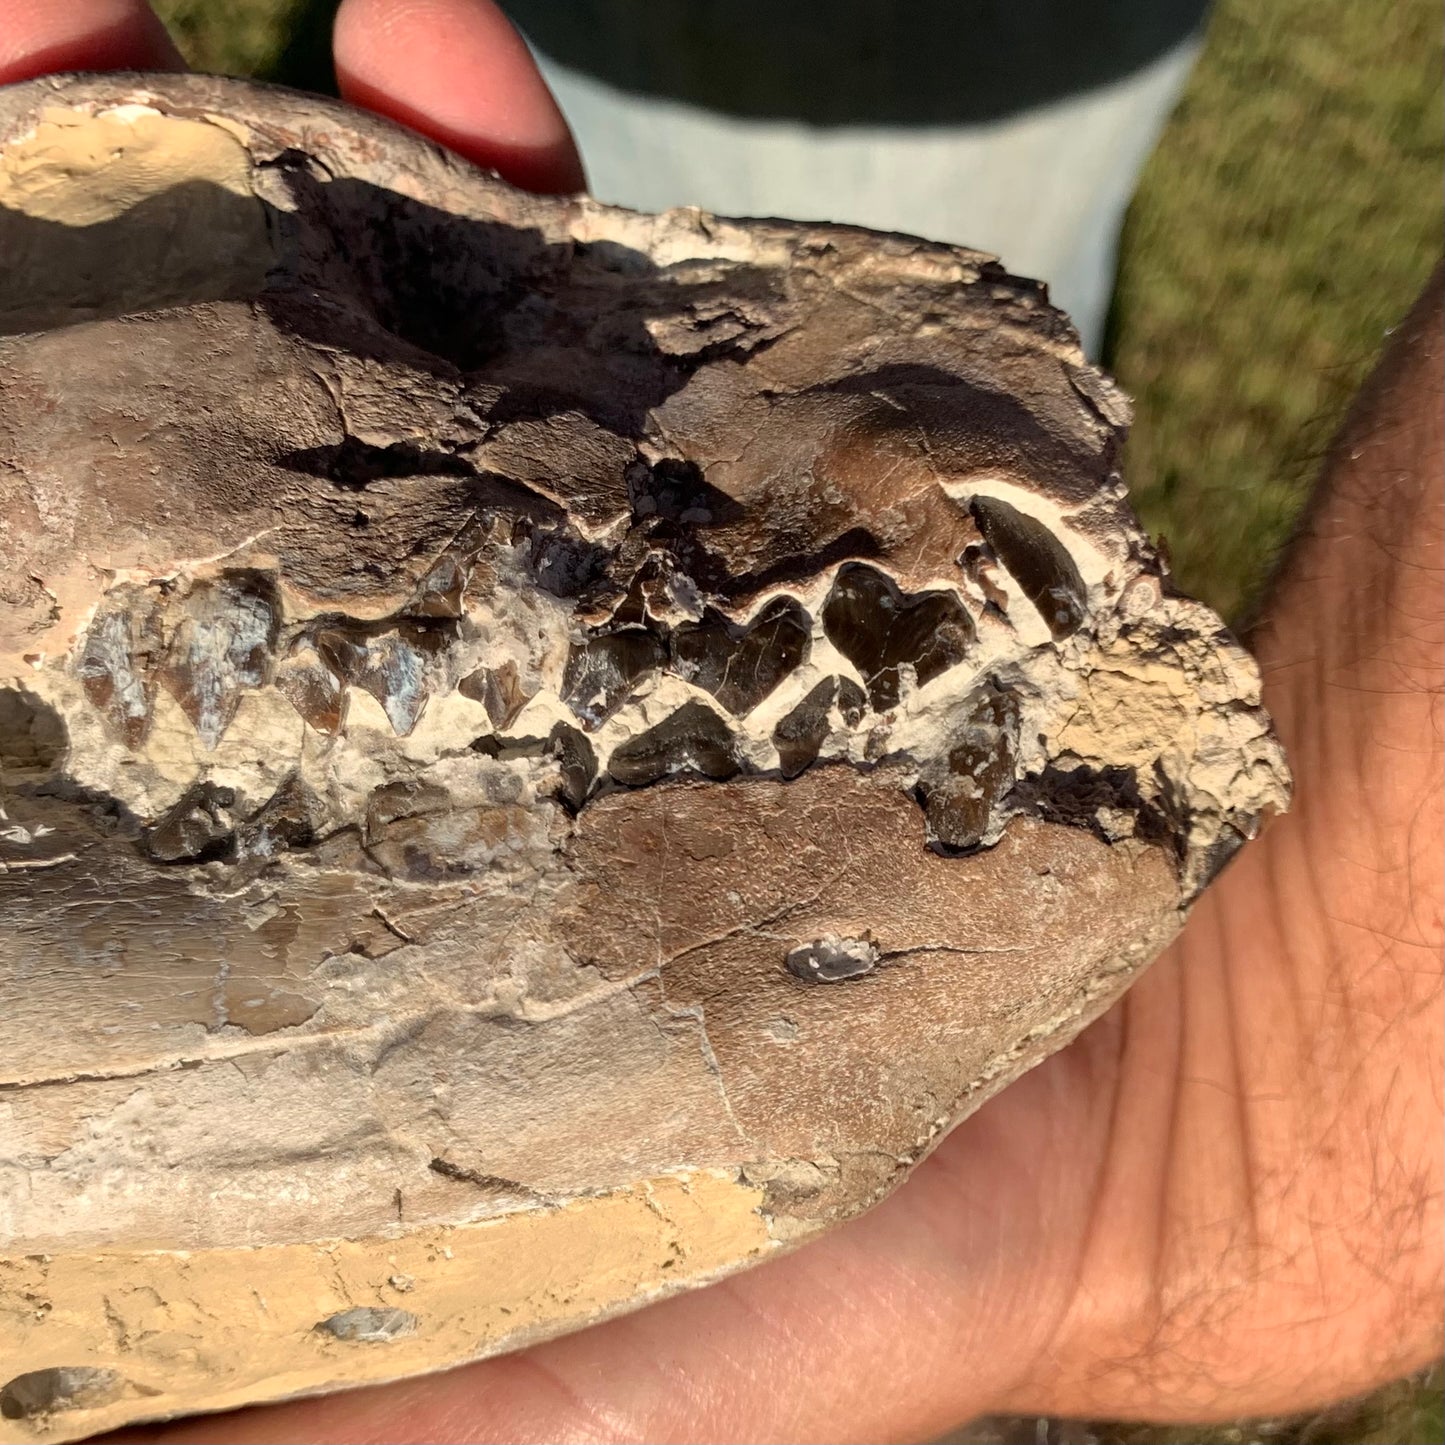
[4,4,1439,1440]
[1,0,583,194]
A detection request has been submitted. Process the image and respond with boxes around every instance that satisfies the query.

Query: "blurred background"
[148,0,1443,1439]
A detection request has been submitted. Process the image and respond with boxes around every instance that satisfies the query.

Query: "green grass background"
[148,1,1444,1438]
[1106,0,1443,620]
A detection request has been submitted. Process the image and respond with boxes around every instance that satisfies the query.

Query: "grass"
[147,2,1445,1440]
[151,0,334,91]
[1105,0,1443,620]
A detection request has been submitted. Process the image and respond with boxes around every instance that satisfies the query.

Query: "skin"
[2,3,1439,1439]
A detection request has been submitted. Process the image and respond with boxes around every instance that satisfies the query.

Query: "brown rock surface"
[0,72,1288,1442]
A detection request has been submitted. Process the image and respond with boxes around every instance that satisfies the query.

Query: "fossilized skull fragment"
[0,73,1289,1442]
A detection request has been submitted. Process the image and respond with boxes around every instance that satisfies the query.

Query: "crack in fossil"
[427,1158,545,1200]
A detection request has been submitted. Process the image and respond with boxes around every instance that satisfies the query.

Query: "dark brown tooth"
[143,781,239,864]
[607,701,739,787]
[459,659,533,729]
[820,563,973,710]
[238,774,326,859]
[772,677,838,779]
[410,554,466,618]
[548,722,598,811]
[275,642,347,735]
[968,495,1086,639]
[561,628,667,730]
[835,677,867,725]
[920,682,1021,850]
[672,598,810,716]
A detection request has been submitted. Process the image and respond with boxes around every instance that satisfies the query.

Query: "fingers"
[333,0,584,194]
[113,1054,1105,1444]
[0,0,185,84]
[0,0,585,194]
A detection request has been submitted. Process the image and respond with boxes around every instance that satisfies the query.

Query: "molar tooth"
[561,628,667,730]
[820,563,973,710]
[918,682,1021,851]
[772,677,838,779]
[159,573,279,750]
[459,659,532,729]
[607,700,739,787]
[672,598,810,717]
[548,722,597,811]
[143,781,239,863]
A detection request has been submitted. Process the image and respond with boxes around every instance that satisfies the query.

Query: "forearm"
[1247,261,1442,1040]
[1206,263,1443,1400]
[1029,266,1444,1424]
[1252,261,1443,784]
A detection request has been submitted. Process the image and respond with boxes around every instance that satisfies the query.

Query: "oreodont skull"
[0,72,1287,1443]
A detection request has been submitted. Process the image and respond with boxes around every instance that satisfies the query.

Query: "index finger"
[333,0,585,194]
[0,0,185,83]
